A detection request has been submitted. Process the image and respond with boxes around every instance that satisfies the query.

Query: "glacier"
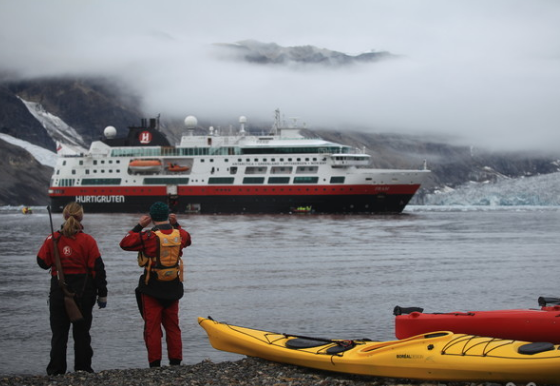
[423,173,560,206]
[19,97,88,152]
[0,133,57,168]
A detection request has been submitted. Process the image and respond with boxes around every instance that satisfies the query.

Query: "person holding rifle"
[37,202,108,375]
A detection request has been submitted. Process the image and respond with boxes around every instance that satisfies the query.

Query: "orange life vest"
[138,229,183,284]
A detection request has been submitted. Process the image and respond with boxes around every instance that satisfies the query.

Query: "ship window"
[79,160,83,165]
[210,159,214,162]
[144,178,189,185]
[72,170,76,175]
[246,166,267,174]
[81,178,121,185]
[208,177,234,184]
[271,166,293,174]
[59,178,76,187]
[85,170,90,175]
[238,158,242,162]
[93,160,97,165]
[62,160,67,166]
[230,167,238,175]
[294,177,319,184]
[296,166,318,174]
[268,177,290,184]
[330,177,345,183]
[243,177,265,184]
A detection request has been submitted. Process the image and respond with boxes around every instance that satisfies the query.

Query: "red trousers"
[141,294,182,364]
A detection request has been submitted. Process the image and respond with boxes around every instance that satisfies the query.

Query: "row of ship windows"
[62,156,324,167]
[110,147,345,157]
[56,165,319,176]
[55,176,346,187]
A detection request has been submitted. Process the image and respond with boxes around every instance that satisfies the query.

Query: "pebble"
[0,357,536,386]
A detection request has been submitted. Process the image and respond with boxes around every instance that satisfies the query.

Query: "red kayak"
[394,297,560,343]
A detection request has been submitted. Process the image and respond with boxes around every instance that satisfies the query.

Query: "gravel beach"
[0,357,527,386]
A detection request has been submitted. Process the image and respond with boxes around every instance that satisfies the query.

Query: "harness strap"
[144,257,153,285]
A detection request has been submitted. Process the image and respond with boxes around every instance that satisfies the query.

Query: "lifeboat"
[129,159,162,173]
[166,162,189,172]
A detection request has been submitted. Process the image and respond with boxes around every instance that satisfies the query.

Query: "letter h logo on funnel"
[139,131,152,144]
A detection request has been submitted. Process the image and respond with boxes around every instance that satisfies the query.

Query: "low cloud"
[2,0,560,152]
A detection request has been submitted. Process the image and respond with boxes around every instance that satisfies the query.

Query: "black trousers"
[47,285,96,375]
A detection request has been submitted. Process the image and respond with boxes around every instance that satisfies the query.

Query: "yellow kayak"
[198,316,560,383]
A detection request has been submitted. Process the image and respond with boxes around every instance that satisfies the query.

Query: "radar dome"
[184,116,198,129]
[104,126,117,139]
[239,116,247,123]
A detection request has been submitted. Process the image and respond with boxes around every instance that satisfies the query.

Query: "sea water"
[1,206,559,375]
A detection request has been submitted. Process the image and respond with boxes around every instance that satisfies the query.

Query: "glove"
[97,296,107,309]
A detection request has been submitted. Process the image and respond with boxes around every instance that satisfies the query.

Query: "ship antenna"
[239,116,247,136]
[271,108,281,135]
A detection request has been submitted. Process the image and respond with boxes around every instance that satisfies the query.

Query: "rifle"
[47,206,84,323]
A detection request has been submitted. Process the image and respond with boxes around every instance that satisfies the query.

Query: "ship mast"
[271,108,282,135]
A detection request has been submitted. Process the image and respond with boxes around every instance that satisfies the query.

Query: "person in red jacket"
[120,201,192,368]
[37,202,108,375]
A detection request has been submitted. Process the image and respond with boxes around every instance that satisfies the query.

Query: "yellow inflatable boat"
[198,316,560,383]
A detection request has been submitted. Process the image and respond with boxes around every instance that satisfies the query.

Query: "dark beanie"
[149,201,169,221]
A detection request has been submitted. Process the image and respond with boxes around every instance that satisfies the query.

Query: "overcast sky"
[2,0,560,151]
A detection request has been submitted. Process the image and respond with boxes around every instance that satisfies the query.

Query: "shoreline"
[0,357,505,386]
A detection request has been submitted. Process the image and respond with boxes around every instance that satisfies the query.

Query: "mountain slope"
[0,139,52,206]
[1,77,559,207]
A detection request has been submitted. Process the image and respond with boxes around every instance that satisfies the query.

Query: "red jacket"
[37,230,107,297]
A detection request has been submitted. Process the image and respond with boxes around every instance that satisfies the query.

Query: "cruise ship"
[49,111,430,214]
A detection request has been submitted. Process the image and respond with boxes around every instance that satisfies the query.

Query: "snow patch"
[0,133,57,167]
[19,97,88,152]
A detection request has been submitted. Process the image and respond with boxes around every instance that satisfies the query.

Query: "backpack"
[138,229,183,284]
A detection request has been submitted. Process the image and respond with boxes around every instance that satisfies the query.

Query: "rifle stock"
[64,294,84,323]
[47,206,84,324]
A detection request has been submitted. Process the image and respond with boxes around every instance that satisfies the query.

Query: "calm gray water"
[1,206,559,375]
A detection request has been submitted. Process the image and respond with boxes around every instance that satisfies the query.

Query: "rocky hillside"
[0,77,559,206]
